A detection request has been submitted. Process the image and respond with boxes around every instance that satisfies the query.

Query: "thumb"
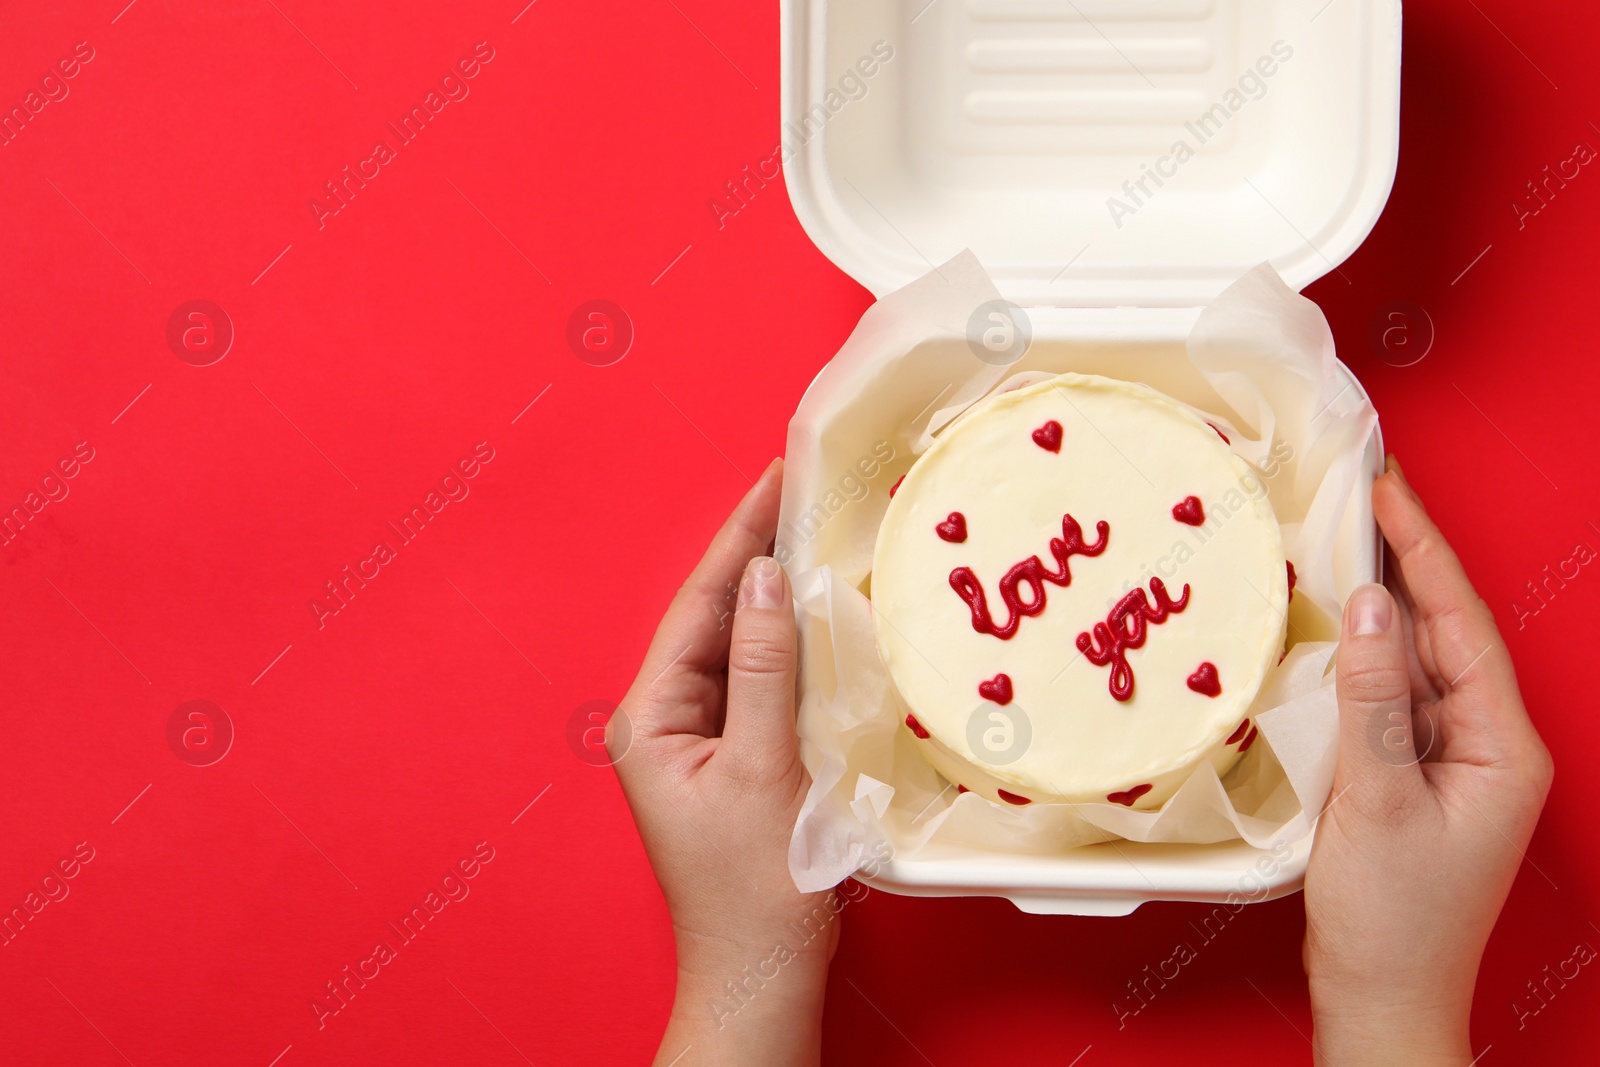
[1333,583,1428,811]
[721,556,800,773]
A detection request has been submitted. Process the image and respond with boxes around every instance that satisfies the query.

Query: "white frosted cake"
[871,373,1289,811]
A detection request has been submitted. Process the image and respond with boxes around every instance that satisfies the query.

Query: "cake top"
[871,373,1288,800]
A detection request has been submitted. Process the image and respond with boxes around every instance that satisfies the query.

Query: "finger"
[1381,540,1442,705]
[1374,461,1518,700]
[630,458,784,738]
[1332,583,1429,811]
[1381,572,1446,764]
[720,556,800,775]
[1376,459,1549,773]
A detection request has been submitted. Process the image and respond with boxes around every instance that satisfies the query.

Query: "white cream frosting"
[871,373,1288,810]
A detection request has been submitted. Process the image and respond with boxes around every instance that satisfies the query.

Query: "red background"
[0,1,1594,1064]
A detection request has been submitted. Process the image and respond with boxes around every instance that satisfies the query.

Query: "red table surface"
[0,1,1594,1064]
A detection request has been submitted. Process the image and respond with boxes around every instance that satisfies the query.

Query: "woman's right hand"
[1303,457,1554,1066]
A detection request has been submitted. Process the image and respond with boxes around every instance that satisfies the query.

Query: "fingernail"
[739,557,785,610]
[1347,583,1392,636]
[1386,455,1422,503]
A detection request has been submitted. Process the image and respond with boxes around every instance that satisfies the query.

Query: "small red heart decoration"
[1226,719,1251,745]
[1031,420,1063,453]
[956,784,969,794]
[1239,724,1260,752]
[1106,783,1154,807]
[889,474,905,498]
[1171,495,1205,526]
[1287,560,1297,600]
[1186,662,1221,697]
[904,714,930,739]
[997,789,1032,806]
[977,673,1014,705]
[935,512,967,543]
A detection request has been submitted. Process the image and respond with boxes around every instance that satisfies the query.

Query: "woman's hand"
[612,459,839,1067]
[1304,457,1554,1066]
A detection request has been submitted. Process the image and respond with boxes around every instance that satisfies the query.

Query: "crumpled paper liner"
[779,252,1378,894]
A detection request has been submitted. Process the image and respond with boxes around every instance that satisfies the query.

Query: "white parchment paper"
[779,253,1378,894]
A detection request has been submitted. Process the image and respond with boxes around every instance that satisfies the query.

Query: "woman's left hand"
[612,459,840,1067]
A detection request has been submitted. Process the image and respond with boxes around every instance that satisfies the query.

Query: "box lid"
[780,0,1402,307]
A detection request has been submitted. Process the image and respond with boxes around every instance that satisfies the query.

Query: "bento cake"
[871,373,1288,810]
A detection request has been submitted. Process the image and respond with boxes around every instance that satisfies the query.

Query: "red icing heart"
[889,474,904,498]
[935,512,968,543]
[1107,783,1154,807]
[1186,662,1221,697]
[956,784,969,794]
[905,714,929,739]
[1239,724,1260,752]
[1031,420,1063,453]
[1225,719,1251,745]
[1208,422,1231,445]
[1172,495,1205,526]
[997,789,1032,805]
[977,673,1014,705]
[1286,560,1297,600]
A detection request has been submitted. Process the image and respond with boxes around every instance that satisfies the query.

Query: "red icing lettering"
[948,514,1110,639]
[1186,662,1221,697]
[1172,496,1205,526]
[978,673,1014,705]
[1075,577,1191,701]
[905,714,929,739]
[1225,719,1250,745]
[997,789,1031,805]
[1031,420,1063,453]
[936,512,967,543]
[1107,783,1153,807]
